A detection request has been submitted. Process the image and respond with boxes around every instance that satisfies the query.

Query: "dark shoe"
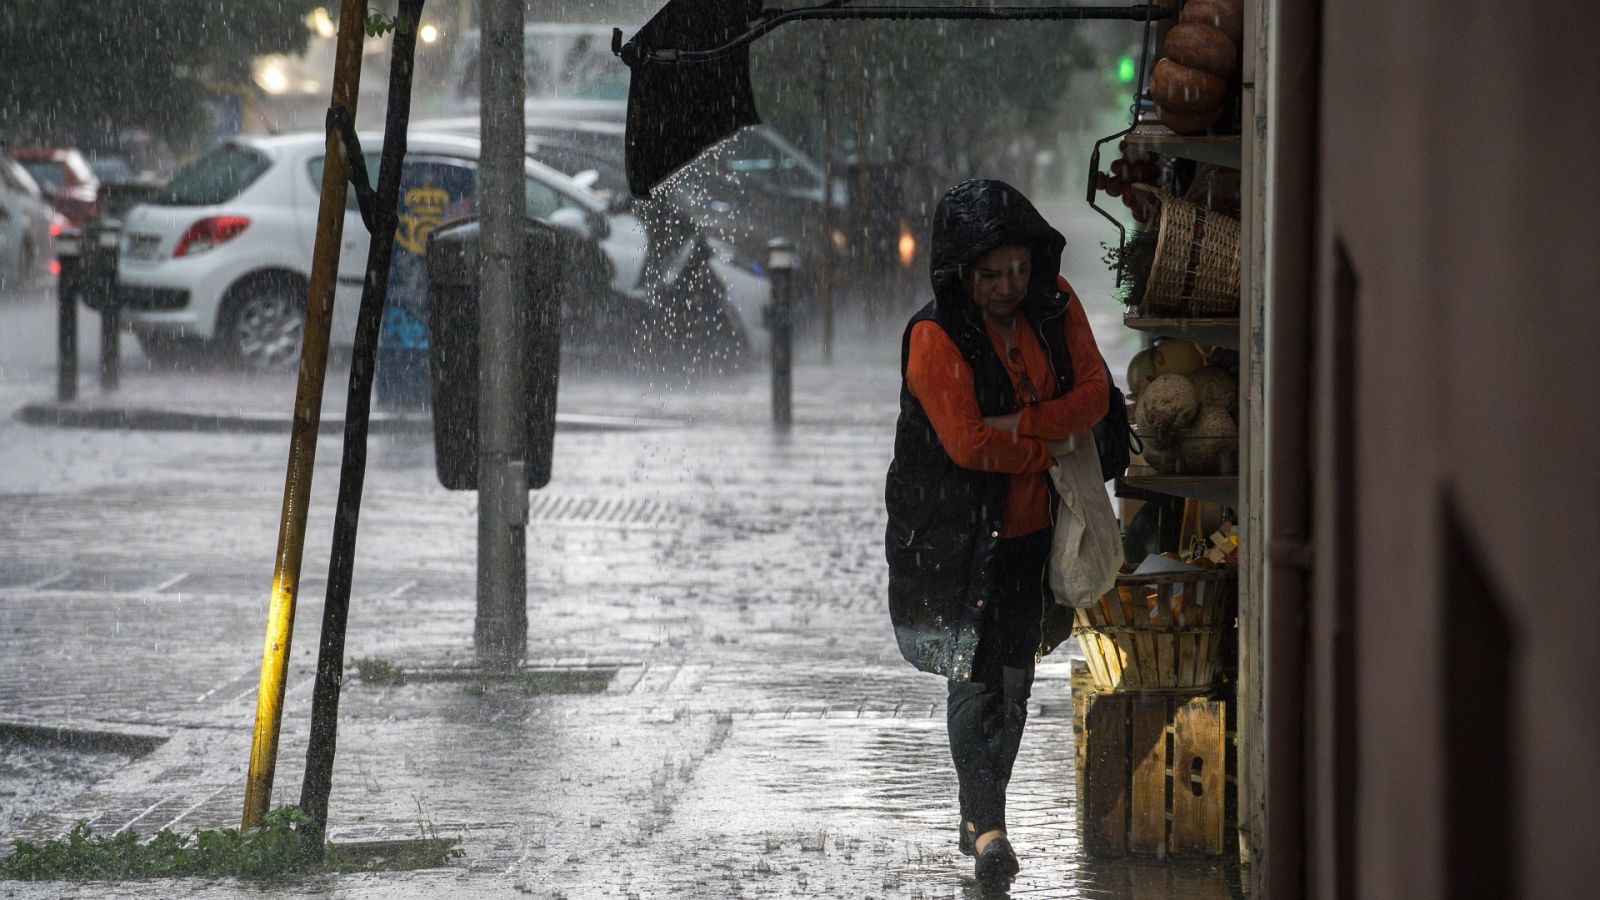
[974,835,1019,887]
[959,821,976,856]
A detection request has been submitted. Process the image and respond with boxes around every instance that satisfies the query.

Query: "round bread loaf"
[1151,58,1228,114]
[1156,103,1225,135]
[1181,0,1244,48]
[1163,22,1238,80]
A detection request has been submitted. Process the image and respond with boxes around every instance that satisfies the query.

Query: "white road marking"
[111,796,170,836]
[159,783,230,832]
[24,571,71,590]
[383,579,418,601]
[145,572,190,593]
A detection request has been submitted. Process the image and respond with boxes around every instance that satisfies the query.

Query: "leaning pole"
[241,0,367,830]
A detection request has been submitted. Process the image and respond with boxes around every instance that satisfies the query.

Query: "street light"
[305,7,337,39]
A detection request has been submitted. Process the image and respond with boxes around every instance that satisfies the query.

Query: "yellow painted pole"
[242,0,368,830]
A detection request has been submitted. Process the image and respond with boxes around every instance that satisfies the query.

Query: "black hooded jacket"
[884,180,1080,680]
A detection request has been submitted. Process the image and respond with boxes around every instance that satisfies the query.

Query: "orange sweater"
[905,281,1109,537]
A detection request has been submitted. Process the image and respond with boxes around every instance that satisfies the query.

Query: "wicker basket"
[1132,185,1241,317]
[1073,568,1237,694]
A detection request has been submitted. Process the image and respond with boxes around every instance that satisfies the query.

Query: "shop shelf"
[1123,316,1241,350]
[1119,474,1239,507]
[1124,124,1241,169]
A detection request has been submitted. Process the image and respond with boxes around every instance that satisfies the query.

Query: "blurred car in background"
[116,130,756,370]
[449,22,630,119]
[420,113,830,276]
[10,146,100,228]
[423,116,834,265]
[0,152,58,290]
[86,153,138,185]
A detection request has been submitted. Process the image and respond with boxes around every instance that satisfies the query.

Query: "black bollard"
[99,308,120,390]
[767,238,794,428]
[56,237,80,403]
[84,221,122,391]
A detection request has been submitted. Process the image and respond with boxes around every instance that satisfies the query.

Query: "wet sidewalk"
[0,289,1237,898]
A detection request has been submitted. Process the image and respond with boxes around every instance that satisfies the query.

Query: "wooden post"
[242,0,367,831]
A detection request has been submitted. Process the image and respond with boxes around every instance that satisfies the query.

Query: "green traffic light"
[1117,54,1137,84]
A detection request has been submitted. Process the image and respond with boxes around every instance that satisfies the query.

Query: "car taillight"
[173,215,250,257]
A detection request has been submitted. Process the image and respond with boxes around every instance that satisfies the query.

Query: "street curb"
[15,402,682,435]
[0,717,170,757]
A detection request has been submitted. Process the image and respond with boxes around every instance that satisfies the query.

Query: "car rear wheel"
[220,276,305,371]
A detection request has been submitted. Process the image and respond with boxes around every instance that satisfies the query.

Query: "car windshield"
[154,144,270,206]
[89,156,136,183]
[17,160,62,192]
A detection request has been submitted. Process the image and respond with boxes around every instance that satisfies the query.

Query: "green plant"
[1101,230,1158,307]
[0,805,460,882]
[0,805,312,881]
[364,9,414,37]
[354,656,406,686]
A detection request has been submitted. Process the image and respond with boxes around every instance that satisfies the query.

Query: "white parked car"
[0,153,58,291]
[118,130,758,369]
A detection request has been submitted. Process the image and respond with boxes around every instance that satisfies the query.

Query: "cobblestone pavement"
[0,282,1239,898]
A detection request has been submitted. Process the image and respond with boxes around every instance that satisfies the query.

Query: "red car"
[11,147,100,227]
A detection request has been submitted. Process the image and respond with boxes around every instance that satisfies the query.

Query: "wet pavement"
[0,273,1242,897]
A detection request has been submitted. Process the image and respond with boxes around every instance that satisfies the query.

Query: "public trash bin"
[424,217,563,491]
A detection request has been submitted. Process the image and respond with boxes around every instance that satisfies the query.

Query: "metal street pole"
[768,238,795,428]
[242,0,367,830]
[818,30,835,364]
[476,0,529,670]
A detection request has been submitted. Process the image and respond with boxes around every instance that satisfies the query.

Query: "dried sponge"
[1134,373,1200,433]
[1188,365,1238,415]
[1182,405,1239,473]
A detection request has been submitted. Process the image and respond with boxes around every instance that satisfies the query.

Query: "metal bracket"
[504,460,530,526]
[325,106,378,234]
[614,3,1175,67]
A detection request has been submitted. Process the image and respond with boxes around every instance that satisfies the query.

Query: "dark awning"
[616,3,1175,197]
[619,0,761,198]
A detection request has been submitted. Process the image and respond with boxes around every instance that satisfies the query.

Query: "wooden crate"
[1074,569,1237,694]
[1071,660,1236,858]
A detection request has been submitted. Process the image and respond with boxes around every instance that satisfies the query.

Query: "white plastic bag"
[1046,433,1125,608]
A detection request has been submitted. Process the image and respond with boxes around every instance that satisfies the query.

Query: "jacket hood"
[929,179,1066,320]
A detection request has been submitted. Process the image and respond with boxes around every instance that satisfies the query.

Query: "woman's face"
[963,244,1031,320]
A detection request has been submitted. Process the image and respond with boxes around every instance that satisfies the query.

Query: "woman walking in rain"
[885,180,1109,888]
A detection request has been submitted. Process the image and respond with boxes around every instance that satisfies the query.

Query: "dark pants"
[947,529,1050,836]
